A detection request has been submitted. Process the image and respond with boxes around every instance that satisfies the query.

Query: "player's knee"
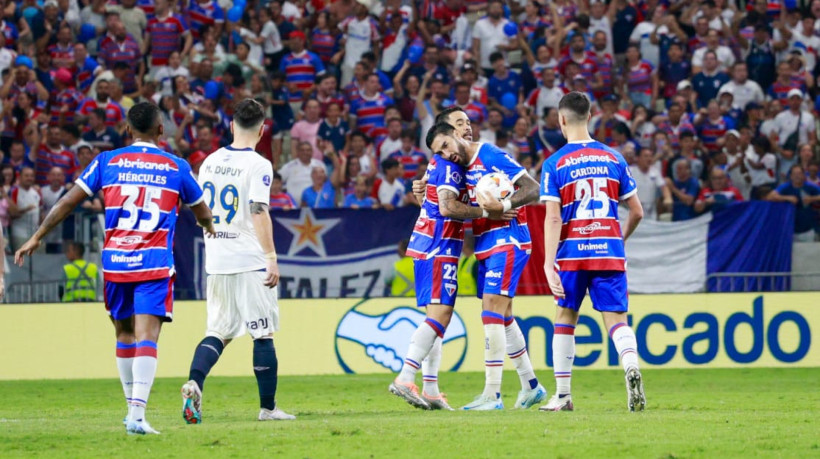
[482,293,511,313]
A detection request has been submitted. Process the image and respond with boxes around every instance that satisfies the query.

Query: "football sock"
[253,338,278,410]
[115,341,135,410]
[421,336,442,396]
[130,340,158,422]
[189,336,225,391]
[505,316,538,390]
[398,318,443,384]
[610,323,640,372]
[553,323,576,396]
[482,311,506,399]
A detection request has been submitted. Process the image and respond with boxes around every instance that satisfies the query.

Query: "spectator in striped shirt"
[98,20,143,95]
[623,44,657,109]
[349,73,393,139]
[71,44,101,95]
[188,0,225,41]
[144,0,192,70]
[269,173,298,211]
[279,30,325,108]
[50,68,83,127]
[694,166,744,214]
[387,130,427,181]
[30,124,77,187]
[694,100,735,154]
[47,24,75,70]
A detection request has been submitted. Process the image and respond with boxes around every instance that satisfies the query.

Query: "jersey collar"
[132,141,159,149]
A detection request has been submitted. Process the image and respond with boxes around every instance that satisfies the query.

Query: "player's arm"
[250,202,280,288]
[476,173,540,213]
[621,194,644,242]
[190,200,215,235]
[14,186,87,264]
[543,200,564,298]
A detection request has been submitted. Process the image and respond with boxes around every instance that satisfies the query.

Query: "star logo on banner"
[278,208,340,257]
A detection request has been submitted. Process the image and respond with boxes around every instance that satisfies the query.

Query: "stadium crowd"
[0,0,819,252]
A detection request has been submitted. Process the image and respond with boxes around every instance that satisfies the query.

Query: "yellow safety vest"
[457,255,477,296]
[62,260,98,302]
[391,257,416,297]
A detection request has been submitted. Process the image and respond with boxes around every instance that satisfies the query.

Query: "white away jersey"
[199,146,273,274]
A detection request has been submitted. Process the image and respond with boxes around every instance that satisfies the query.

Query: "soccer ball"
[475,172,515,200]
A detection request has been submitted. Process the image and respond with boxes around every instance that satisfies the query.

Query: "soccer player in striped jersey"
[14,102,215,434]
[391,107,515,411]
[539,91,646,412]
[181,99,295,423]
[426,119,547,411]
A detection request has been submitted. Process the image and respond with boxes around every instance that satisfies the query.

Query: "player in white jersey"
[181,99,295,423]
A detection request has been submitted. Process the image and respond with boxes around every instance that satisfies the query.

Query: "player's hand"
[546,269,565,299]
[412,178,427,204]
[476,191,504,212]
[200,220,216,237]
[264,259,280,288]
[14,237,41,266]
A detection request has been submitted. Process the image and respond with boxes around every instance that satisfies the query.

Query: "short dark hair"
[613,122,631,138]
[361,51,377,63]
[113,61,130,71]
[67,241,85,257]
[91,108,107,121]
[425,122,456,150]
[679,131,695,141]
[558,91,591,123]
[400,129,415,140]
[489,51,504,64]
[435,106,467,125]
[233,98,265,129]
[61,124,80,138]
[271,71,286,81]
[127,102,161,135]
[350,131,370,143]
[381,157,400,171]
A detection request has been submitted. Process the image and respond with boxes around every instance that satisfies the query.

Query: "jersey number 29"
[202,182,239,224]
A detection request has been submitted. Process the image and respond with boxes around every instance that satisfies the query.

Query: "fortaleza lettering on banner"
[172,207,420,300]
[0,293,816,380]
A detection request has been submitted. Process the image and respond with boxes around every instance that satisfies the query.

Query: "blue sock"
[189,336,224,391]
[253,339,278,410]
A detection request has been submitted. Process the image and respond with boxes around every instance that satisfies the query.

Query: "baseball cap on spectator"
[461,61,477,73]
[787,88,803,99]
[726,130,740,139]
[55,68,73,86]
[601,94,618,103]
[14,55,32,69]
[289,30,306,40]
[188,151,208,168]
[746,102,763,110]
[43,0,58,9]
[718,87,733,97]
[677,80,692,91]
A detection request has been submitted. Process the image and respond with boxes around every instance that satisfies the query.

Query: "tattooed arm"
[476,173,541,213]
[439,189,517,220]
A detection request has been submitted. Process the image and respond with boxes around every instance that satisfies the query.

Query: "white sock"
[421,337,442,396]
[553,323,576,396]
[129,341,158,422]
[610,323,640,372]
[505,317,538,391]
[482,312,506,399]
[115,341,135,408]
[398,319,442,384]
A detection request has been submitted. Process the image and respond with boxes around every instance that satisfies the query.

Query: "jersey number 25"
[574,178,610,219]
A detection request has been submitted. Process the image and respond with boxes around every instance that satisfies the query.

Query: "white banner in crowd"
[624,213,713,294]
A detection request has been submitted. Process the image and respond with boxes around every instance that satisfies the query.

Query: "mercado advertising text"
[334,294,818,373]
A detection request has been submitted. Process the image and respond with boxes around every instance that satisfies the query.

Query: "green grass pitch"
[1,369,818,458]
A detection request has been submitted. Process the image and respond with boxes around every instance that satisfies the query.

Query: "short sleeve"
[539,159,560,202]
[178,160,204,206]
[493,150,528,184]
[312,53,326,74]
[75,155,104,197]
[619,156,638,200]
[212,4,225,22]
[432,159,463,195]
[248,158,274,204]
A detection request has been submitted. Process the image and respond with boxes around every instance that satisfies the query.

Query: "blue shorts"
[557,270,628,312]
[104,277,175,322]
[477,247,530,299]
[414,256,459,307]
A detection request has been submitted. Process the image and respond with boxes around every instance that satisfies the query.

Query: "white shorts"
[206,271,279,340]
